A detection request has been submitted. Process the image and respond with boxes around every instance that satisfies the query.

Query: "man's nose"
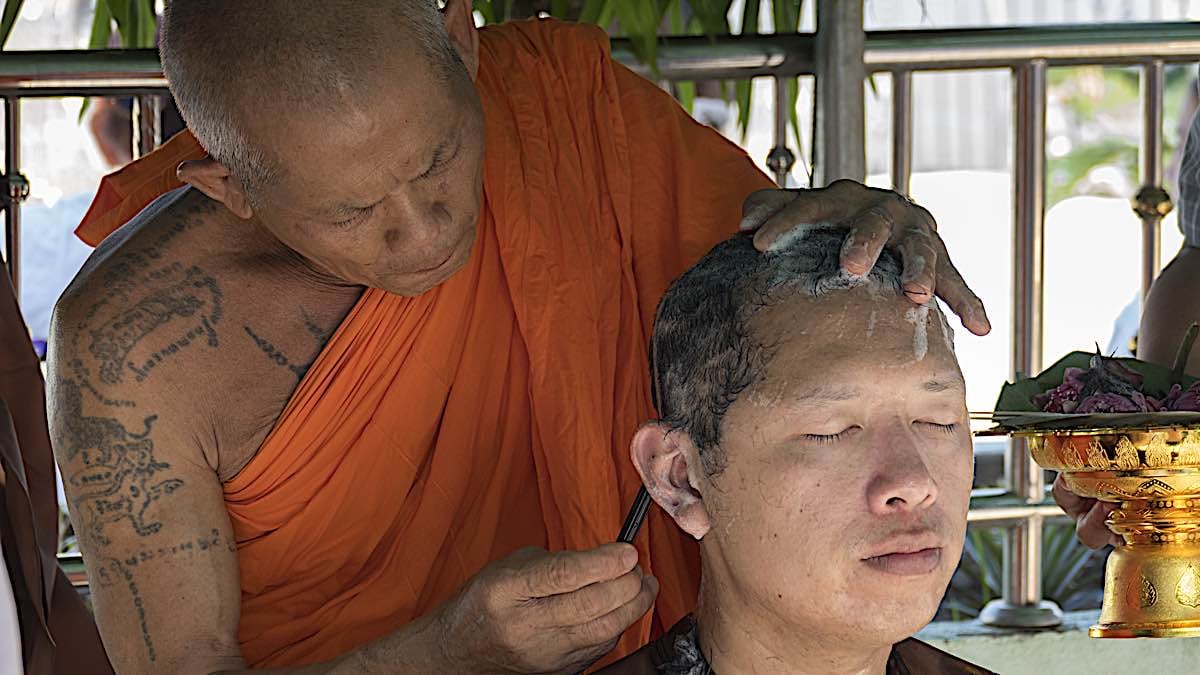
[865,428,939,515]
[385,194,452,252]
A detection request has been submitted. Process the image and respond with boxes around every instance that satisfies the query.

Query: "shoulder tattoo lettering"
[84,263,223,386]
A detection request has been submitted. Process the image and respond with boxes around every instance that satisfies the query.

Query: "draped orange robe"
[76,19,773,668]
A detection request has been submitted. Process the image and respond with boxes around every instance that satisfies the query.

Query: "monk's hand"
[1052,474,1122,549]
[740,179,991,336]
[436,543,658,674]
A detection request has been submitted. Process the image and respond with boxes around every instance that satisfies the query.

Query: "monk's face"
[693,290,971,644]
[248,55,485,297]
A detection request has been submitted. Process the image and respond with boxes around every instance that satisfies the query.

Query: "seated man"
[606,228,991,674]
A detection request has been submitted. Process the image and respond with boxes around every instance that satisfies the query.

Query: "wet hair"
[649,226,907,474]
[160,0,461,196]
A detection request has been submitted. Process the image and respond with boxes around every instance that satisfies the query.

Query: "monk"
[48,1,990,673]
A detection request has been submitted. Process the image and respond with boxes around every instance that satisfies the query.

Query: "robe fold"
[74,18,773,668]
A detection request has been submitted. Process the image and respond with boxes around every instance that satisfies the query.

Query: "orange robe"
[76,19,773,668]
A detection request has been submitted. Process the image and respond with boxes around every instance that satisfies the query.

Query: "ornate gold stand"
[1028,427,1200,638]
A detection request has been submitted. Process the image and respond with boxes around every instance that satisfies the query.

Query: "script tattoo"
[245,312,335,380]
[244,325,309,379]
[90,530,237,662]
[86,263,223,385]
[59,379,184,546]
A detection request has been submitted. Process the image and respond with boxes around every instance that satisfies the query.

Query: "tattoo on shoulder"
[244,325,310,379]
[301,309,335,343]
[80,263,223,386]
[58,378,184,546]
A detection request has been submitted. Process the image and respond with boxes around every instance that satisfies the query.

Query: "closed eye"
[917,421,959,435]
[331,202,378,228]
[802,427,859,444]
[418,138,462,180]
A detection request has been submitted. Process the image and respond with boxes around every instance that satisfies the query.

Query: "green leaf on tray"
[993,350,1199,414]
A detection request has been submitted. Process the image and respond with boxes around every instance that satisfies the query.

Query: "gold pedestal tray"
[1028,427,1200,638]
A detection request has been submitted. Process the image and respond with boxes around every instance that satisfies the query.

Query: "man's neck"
[695,568,893,675]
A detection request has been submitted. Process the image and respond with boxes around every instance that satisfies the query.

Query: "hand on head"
[740,180,992,337]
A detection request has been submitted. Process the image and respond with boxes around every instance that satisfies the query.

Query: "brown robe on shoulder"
[0,261,114,674]
[599,615,995,675]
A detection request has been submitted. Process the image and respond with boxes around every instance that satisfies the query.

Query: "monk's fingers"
[891,224,939,304]
[740,188,801,232]
[514,544,638,599]
[561,574,658,652]
[533,567,646,628]
[934,253,992,336]
[837,203,894,278]
[1051,474,1093,519]
[750,183,866,251]
[1076,501,1121,550]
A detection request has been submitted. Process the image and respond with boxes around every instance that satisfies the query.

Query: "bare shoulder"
[50,187,358,478]
[51,187,236,410]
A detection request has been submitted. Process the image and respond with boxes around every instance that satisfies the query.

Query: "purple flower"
[1168,382,1200,411]
[1075,392,1149,413]
[1035,368,1086,412]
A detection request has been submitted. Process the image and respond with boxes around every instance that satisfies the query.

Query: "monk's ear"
[442,0,479,80]
[630,423,711,540]
[177,157,254,220]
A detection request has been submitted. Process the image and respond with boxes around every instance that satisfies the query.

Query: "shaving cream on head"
[905,304,931,361]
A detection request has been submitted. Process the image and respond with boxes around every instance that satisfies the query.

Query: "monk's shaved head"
[161,0,462,194]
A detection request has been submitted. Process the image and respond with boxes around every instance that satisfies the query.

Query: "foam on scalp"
[650,225,928,474]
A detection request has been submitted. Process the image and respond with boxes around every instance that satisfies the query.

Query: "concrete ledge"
[917,611,1200,673]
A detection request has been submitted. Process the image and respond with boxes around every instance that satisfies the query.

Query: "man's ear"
[177,157,254,220]
[630,423,711,540]
[442,0,480,80]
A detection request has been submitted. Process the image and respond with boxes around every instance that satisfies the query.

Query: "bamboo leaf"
[0,0,23,49]
[135,0,156,47]
[613,0,669,75]
[734,0,760,141]
[579,0,607,24]
[677,80,695,114]
[77,0,115,122]
[87,0,113,49]
[689,0,732,37]
[550,0,570,19]
[735,78,752,142]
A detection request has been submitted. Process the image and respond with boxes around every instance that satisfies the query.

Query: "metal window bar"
[2,21,1199,627]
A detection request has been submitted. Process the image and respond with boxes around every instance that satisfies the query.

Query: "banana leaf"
[984,350,1200,434]
[994,350,1197,413]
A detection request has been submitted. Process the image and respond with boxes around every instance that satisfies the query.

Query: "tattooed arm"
[48,320,246,672]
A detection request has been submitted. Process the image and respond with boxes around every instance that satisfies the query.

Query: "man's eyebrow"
[920,376,965,393]
[789,384,862,403]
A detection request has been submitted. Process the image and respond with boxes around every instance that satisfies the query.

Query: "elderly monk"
[607,229,990,674]
[49,1,989,673]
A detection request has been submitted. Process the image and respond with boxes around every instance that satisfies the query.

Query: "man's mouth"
[861,530,945,576]
[416,247,457,275]
[863,547,943,576]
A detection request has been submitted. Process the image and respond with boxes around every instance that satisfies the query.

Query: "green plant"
[0,0,806,146]
[0,0,158,50]
[1046,64,1195,207]
[937,522,1107,622]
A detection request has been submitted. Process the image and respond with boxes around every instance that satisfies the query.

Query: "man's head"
[161,0,484,296]
[632,228,972,647]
